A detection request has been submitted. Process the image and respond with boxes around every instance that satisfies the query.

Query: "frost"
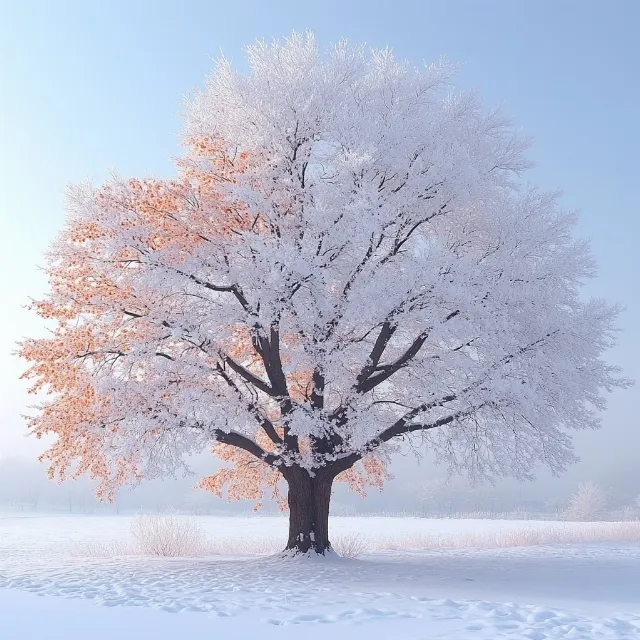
[21,32,630,508]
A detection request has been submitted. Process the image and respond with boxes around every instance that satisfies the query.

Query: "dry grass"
[68,540,134,557]
[69,514,282,558]
[131,513,210,557]
[67,519,640,559]
[377,521,640,551]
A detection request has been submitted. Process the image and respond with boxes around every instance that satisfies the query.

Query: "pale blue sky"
[0,0,637,484]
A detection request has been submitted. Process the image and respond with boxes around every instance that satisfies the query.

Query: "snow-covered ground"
[1,514,639,639]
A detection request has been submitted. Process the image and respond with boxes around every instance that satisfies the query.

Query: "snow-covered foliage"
[564,482,608,521]
[21,32,629,503]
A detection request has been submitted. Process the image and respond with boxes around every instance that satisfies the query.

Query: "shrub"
[563,482,608,521]
[332,533,369,558]
[131,512,210,557]
[619,505,639,522]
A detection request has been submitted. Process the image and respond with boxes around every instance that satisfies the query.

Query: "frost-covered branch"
[211,428,281,466]
[355,310,460,393]
[221,353,276,397]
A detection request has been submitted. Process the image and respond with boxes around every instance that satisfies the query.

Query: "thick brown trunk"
[283,466,333,554]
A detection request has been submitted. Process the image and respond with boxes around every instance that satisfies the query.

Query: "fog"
[1,433,638,518]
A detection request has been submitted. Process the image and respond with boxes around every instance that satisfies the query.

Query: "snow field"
[2,515,640,639]
[2,513,640,559]
[5,585,637,640]
[3,547,640,639]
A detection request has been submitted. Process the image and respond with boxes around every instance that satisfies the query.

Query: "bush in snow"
[332,533,369,558]
[563,482,608,521]
[131,512,210,557]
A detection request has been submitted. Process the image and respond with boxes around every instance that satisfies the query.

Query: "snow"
[0,512,635,557]
[1,515,640,638]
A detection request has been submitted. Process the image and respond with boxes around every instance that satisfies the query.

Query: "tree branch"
[212,429,280,466]
[250,322,298,451]
[214,363,282,445]
[357,329,429,393]
[160,264,251,313]
[310,368,324,410]
[379,201,449,266]
[356,310,459,394]
[355,321,397,389]
[329,397,465,475]
[330,328,561,476]
[222,353,276,397]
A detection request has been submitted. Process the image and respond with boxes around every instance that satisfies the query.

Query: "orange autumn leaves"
[20,137,389,506]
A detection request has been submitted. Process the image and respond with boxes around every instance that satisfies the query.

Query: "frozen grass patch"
[377,521,640,551]
[70,514,215,558]
[68,540,135,558]
[66,518,640,559]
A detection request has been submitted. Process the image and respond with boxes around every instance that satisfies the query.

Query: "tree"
[20,33,630,555]
[564,481,608,521]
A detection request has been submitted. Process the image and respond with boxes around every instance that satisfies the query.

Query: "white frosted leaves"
[41,32,629,488]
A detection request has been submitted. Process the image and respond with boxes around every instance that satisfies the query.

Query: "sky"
[0,0,638,492]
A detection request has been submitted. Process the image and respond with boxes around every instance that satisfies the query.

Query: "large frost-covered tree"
[21,33,629,554]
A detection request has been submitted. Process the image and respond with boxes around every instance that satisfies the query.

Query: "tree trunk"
[283,466,333,555]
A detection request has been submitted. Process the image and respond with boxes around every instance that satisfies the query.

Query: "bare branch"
[380,201,449,266]
[329,399,464,475]
[355,321,397,389]
[160,265,251,313]
[212,429,281,466]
